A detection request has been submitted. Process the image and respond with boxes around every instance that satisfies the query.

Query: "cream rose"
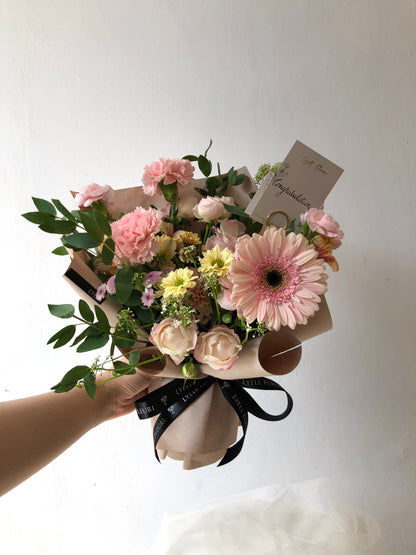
[177,195,198,218]
[150,318,198,365]
[193,196,227,222]
[194,325,242,370]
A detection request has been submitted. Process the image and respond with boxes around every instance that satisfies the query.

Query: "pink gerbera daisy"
[228,227,328,331]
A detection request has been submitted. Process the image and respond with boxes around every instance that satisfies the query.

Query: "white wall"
[1,1,415,553]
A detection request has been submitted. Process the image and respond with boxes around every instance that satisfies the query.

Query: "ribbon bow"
[135,376,293,466]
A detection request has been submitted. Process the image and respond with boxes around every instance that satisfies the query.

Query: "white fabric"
[145,479,384,554]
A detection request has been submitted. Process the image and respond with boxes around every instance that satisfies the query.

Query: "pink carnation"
[111,207,163,266]
[142,158,194,196]
[300,208,344,248]
[75,183,115,209]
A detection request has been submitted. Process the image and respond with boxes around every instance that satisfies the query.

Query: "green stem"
[101,354,165,386]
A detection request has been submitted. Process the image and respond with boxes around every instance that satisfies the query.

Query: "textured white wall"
[1,0,415,553]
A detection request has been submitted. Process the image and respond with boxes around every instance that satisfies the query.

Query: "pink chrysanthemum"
[228,227,328,331]
[142,288,155,307]
[111,206,163,266]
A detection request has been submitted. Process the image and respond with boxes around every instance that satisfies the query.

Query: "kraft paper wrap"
[131,299,332,469]
[65,174,333,468]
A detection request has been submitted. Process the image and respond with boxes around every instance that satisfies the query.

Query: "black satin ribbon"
[135,376,293,466]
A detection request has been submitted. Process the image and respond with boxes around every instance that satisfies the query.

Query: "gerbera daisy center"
[264,269,285,289]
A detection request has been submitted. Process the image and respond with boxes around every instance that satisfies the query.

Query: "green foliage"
[83,372,97,399]
[93,209,112,236]
[128,349,141,366]
[115,268,134,303]
[94,305,110,333]
[47,325,76,348]
[198,155,212,177]
[22,211,55,224]
[63,232,100,249]
[79,211,104,243]
[101,237,115,265]
[78,299,94,322]
[51,246,68,256]
[39,220,77,234]
[286,219,296,234]
[113,361,136,375]
[51,199,76,220]
[76,333,109,353]
[51,365,91,393]
[254,162,282,186]
[48,304,75,319]
[32,197,56,215]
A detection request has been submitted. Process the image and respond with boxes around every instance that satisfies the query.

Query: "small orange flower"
[313,235,339,272]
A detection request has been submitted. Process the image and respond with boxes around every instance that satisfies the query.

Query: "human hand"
[95,369,155,421]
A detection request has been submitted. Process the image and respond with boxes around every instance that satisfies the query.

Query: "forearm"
[0,381,113,497]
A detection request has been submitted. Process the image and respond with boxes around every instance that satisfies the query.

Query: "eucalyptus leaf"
[50,382,76,393]
[115,268,134,304]
[135,305,155,323]
[224,204,250,225]
[94,305,110,333]
[299,221,310,235]
[79,299,94,322]
[198,155,212,177]
[79,211,104,243]
[194,187,208,197]
[39,220,77,234]
[123,289,143,307]
[83,372,97,399]
[234,173,246,186]
[53,325,76,348]
[48,304,75,319]
[51,246,68,256]
[76,334,109,353]
[63,232,100,249]
[101,237,115,265]
[93,209,111,236]
[129,350,141,366]
[22,211,55,224]
[47,325,75,345]
[54,365,91,386]
[52,199,76,220]
[32,197,56,215]
[113,334,136,349]
[71,325,102,347]
[113,361,135,375]
[227,167,236,186]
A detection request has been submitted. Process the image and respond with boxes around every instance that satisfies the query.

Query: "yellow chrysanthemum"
[160,268,197,299]
[199,245,234,277]
[179,231,201,245]
[155,235,177,266]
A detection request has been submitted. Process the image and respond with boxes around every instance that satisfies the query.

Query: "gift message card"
[246,141,343,228]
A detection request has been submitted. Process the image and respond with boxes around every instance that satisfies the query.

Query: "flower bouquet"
[23,141,343,468]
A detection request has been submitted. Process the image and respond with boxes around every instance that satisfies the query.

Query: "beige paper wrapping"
[65,175,333,468]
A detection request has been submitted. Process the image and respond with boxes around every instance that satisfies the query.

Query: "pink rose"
[193,196,227,222]
[194,326,242,370]
[75,183,115,209]
[301,208,344,248]
[205,219,246,252]
[111,206,163,266]
[205,230,236,252]
[150,318,198,365]
[217,276,235,311]
[177,195,198,218]
[219,219,246,238]
[142,158,194,196]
